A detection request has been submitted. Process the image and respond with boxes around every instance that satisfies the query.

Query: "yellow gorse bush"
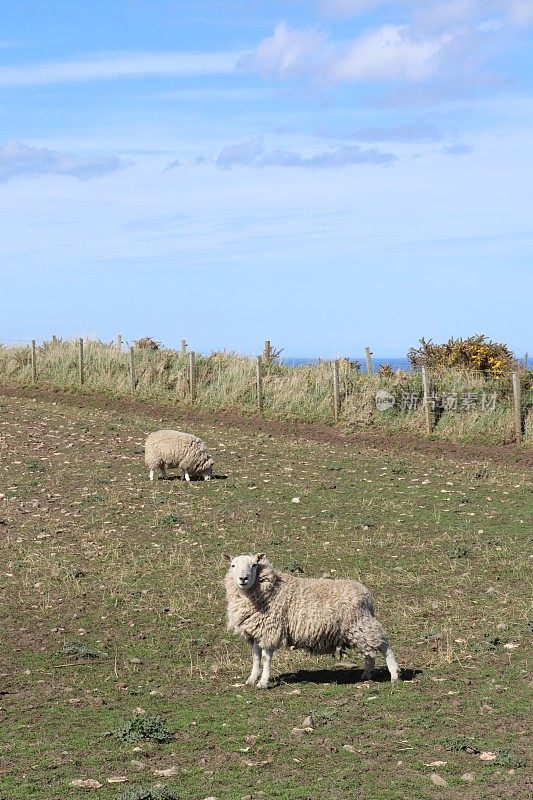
[408,335,515,378]
[338,357,361,372]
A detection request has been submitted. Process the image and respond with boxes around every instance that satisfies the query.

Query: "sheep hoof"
[245,676,258,686]
[256,680,269,689]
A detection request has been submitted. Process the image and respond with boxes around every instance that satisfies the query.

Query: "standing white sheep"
[144,430,213,481]
[224,553,399,688]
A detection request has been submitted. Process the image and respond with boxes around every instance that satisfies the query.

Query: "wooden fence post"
[31,340,37,384]
[364,347,373,374]
[512,372,522,445]
[129,347,136,392]
[181,339,187,355]
[256,356,263,412]
[333,359,340,422]
[421,366,433,435]
[263,340,272,363]
[117,335,122,352]
[78,338,84,386]
[51,335,57,346]
[189,351,196,402]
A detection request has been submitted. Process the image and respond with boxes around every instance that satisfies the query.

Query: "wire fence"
[0,337,531,444]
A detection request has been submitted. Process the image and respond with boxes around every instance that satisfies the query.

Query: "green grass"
[0,392,531,800]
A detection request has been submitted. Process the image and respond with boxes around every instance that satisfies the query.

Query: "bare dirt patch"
[1,384,531,469]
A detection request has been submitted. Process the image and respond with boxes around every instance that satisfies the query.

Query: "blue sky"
[1,0,532,357]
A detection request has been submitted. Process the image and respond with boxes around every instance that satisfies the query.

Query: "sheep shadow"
[276,665,421,685]
[162,474,228,481]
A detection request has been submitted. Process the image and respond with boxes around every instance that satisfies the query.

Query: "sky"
[1,0,532,357]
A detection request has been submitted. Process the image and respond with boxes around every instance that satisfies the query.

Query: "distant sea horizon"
[281,356,532,370]
[282,356,412,370]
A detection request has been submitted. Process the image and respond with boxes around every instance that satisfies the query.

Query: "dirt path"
[1,383,531,469]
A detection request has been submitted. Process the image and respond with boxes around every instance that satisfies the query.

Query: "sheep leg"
[183,471,191,482]
[379,641,399,682]
[256,647,273,689]
[363,655,375,680]
[149,469,155,481]
[245,641,262,685]
[160,464,168,480]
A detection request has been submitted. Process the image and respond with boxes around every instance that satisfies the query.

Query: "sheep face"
[226,553,265,591]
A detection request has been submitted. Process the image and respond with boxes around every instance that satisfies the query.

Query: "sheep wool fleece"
[225,560,388,657]
[144,430,213,475]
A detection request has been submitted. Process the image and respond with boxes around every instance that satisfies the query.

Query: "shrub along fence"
[1,338,531,445]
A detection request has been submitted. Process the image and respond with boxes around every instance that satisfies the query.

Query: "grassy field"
[0,390,531,800]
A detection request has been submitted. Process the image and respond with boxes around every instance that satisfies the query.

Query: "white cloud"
[258,144,396,167]
[0,50,241,87]
[216,137,265,169]
[0,139,133,183]
[213,139,396,168]
[440,143,474,155]
[237,22,326,78]
[241,22,459,86]
[329,25,451,82]
[242,10,516,99]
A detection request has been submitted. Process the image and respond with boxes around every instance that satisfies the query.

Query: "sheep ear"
[254,553,266,564]
[222,553,233,564]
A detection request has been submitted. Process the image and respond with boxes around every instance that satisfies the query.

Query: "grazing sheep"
[144,430,213,481]
[224,553,399,688]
